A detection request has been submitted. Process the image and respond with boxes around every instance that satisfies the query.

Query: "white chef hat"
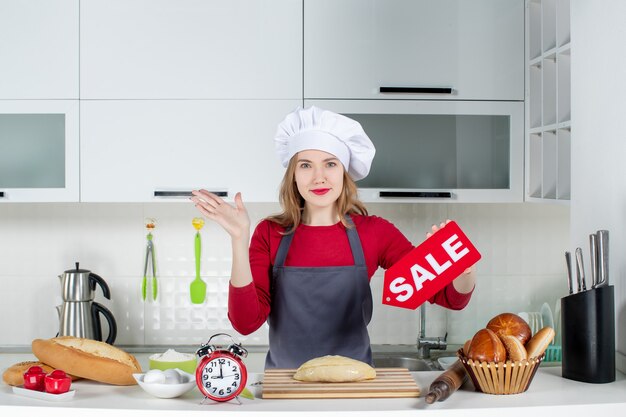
[274,106,376,181]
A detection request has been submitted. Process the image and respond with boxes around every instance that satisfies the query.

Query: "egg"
[143,369,166,384]
[163,369,182,384]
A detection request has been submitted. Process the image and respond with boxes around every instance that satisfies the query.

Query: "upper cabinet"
[0,0,79,99]
[80,0,302,99]
[80,100,297,203]
[304,0,524,101]
[526,0,571,202]
[0,100,80,202]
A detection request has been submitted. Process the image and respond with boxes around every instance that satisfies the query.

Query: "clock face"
[197,354,246,400]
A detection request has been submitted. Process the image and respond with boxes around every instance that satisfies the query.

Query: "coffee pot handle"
[89,273,111,300]
[91,302,117,345]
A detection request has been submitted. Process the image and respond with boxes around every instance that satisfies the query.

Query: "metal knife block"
[561,285,615,383]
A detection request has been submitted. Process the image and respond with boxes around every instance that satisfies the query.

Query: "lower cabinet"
[80,100,300,202]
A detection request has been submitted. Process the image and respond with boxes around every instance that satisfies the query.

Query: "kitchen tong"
[142,219,157,301]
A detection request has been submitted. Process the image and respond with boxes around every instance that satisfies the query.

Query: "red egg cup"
[44,370,72,394]
[23,366,46,391]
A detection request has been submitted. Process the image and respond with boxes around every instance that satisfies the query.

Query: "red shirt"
[228,214,473,335]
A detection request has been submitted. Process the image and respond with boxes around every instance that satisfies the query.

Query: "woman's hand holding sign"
[428,220,476,294]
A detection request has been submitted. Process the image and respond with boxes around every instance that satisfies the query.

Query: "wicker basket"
[457,349,544,395]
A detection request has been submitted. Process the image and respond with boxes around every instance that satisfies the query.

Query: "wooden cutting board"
[262,368,420,399]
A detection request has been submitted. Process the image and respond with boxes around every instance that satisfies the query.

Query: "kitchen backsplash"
[0,202,569,347]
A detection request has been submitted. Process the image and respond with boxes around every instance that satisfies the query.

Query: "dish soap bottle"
[425,360,468,404]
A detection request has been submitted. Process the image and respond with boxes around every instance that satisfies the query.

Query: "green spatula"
[190,218,206,304]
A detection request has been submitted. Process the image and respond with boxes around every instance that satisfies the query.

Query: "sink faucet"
[417,304,447,359]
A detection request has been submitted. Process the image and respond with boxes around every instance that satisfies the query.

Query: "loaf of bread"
[525,327,555,359]
[31,337,141,385]
[467,328,507,363]
[500,335,528,361]
[2,361,82,386]
[293,355,376,382]
[486,313,532,345]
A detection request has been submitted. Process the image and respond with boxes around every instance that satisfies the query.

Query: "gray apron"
[265,217,373,369]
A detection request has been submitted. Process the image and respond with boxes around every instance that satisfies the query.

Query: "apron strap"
[274,216,366,267]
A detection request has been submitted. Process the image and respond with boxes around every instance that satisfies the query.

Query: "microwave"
[305,100,523,203]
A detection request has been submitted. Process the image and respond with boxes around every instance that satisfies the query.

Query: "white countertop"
[1,352,625,416]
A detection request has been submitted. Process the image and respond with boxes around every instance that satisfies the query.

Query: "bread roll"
[486,313,532,345]
[500,335,528,361]
[467,328,507,363]
[32,337,141,385]
[3,361,58,386]
[3,361,82,386]
[462,339,472,356]
[293,355,376,382]
[525,327,555,359]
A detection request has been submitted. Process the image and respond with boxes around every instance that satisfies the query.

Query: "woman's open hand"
[191,190,250,240]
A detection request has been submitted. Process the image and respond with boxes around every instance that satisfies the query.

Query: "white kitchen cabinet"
[304,0,524,101]
[307,99,524,203]
[0,0,78,99]
[0,100,79,202]
[526,0,571,202]
[80,0,302,100]
[80,100,300,202]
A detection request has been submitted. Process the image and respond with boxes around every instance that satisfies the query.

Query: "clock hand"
[219,362,223,379]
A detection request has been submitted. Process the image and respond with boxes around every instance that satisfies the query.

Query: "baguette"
[2,361,81,386]
[31,336,141,386]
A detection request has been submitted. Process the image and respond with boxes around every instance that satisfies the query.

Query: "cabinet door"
[80,100,300,202]
[0,0,79,99]
[0,100,79,202]
[306,100,524,203]
[305,0,524,101]
[80,0,302,99]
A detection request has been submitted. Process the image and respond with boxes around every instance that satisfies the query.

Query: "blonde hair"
[266,156,368,232]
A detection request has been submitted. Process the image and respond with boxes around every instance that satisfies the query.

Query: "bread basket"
[457,349,544,395]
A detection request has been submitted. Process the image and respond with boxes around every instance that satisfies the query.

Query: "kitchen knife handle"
[596,230,609,286]
[379,87,453,94]
[589,234,598,288]
[575,247,586,292]
[565,251,573,294]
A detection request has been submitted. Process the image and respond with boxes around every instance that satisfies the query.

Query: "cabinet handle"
[379,191,452,198]
[154,190,228,198]
[0,191,4,198]
[379,87,453,94]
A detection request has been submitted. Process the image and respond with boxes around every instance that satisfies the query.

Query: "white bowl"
[437,356,458,370]
[133,369,196,399]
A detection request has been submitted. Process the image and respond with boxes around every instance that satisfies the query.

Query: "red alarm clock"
[195,333,248,402]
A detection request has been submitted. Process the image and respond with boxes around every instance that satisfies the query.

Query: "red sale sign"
[382,221,481,310]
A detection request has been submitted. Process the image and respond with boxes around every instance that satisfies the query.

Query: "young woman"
[191,106,475,369]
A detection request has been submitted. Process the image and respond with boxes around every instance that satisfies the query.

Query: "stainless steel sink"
[372,355,441,371]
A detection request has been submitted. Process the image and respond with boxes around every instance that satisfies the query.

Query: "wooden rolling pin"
[425,360,468,404]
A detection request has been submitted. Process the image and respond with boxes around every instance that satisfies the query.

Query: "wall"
[571,0,626,373]
[0,202,569,348]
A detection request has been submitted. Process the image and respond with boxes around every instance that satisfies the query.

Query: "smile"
[311,188,331,195]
